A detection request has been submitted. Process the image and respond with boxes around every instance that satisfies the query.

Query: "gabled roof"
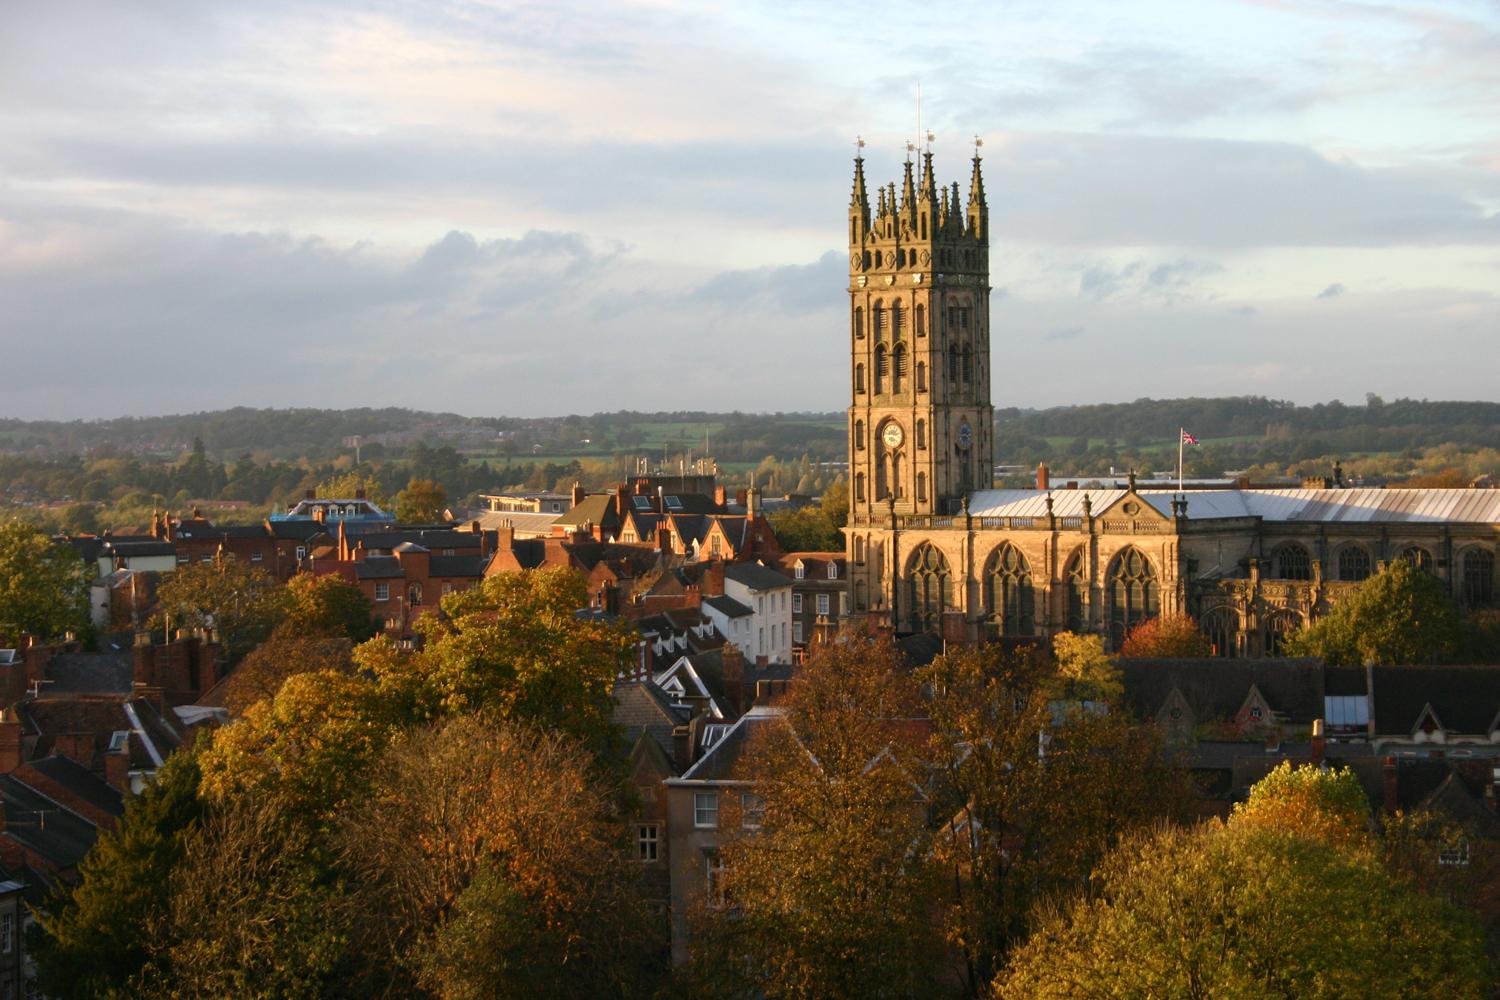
[555,494,621,531]
[966,487,1500,525]
[1368,665,1500,735]
[0,775,99,869]
[654,654,726,719]
[354,556,405,580]
[428,555,485,578]
[24,755,124,818]
[676,705,787,782]
[612,680,690,763]
[1120,658,1325,726]
[703,595,753,619]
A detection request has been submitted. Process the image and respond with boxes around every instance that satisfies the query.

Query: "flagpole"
[1178,428,1184,496]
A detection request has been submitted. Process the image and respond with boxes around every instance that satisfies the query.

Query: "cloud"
[1044,326,1085,341]
[1076,256,1223,303]
[689,251,844,312]
[1316,282,1346,299]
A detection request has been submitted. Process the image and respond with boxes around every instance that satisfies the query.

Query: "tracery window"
[907,543,951,635]
[1273,543,1312,581]
[853,306,864,340]
[1065,550,1089,632]
[874,346,888,395]
[1264,608,1302,657]
[893,343,907,393]
[1399,546,1433,573]
[1108,547,1158,647]
[1200,606,1238,658]
[1462,548,1495,607]
[985,544,1034,638]
[1337,545,1372,582]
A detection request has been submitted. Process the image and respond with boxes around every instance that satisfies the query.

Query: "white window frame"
[374,583,390,602]
[295,545,307,560]
[250,550,263,562]
[637,823,660,862]
[795,563,805,580]
[828,562,839,579]
[793,620,803,643]
[694,791,719,828]
[817,593,830,617]
[792,593,803,614]
[740,793,765,829]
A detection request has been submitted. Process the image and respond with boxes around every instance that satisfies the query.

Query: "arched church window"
[874,346,888,395]
[915,303,925,336]
[1337,545,1371,582]
[854,420,865,451]
[855,473,866,503]
[985,544,1034,638]
[1108,547,1158,647]
[916,419,926,449]
[1272,543,1312,581]
[1065,551,1089,632]
[854,536,866,564]
[873,302,885,338]
[1399,546,1432,573]
[962,345,972,386]
[907,543,951,634]
[948,345,959,387]
[853,306,864,340]
[855,363,866,394]
[917,472,927,502]
[1264,608,1302,656]
[1200,606,1238,658]
[892,300,903,335]
[893,343,907,393]
[916,361,927,392]
[1462,548,1494,607]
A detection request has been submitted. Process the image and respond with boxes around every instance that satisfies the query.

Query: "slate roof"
[703,595,753,619]
[1120,658,1325,724]
[45,653,133,695]
[678,705,787,782]
[429,555,486,578]
[1368,665,1500,735]
[724,562,794,592]
[22,698,181,771]
[0,775,99,869]
[103,540,176,558]
[355,530,478,551]
[555,494,621,531]
[966,487,1500,525]
[25,755,125,818]
[613,680,690,762]
[268,520,325,540]
[354,556,405,580]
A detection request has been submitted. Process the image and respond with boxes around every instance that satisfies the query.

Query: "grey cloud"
[1230,306,1258,318]
[1044,326,1085,342]
[1077,256,1222,303]
[689,251,844,312]
[1317,283,1346,299]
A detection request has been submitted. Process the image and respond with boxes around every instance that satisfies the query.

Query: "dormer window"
[828,563,839,580]
[794,562,806,580]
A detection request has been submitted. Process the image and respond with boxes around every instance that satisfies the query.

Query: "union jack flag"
[1181,430,1200,445]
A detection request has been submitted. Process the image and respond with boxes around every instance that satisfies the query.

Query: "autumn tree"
[339,716,656,998]
[996,820,1490,998]
[1117,611,1211,658]
[1286,559,1464,664]
[150,555,286,664]
[284,573,377,642]
[219,625,354,716]
[0,520,92,642]
[922,643,1193,997]
[314,471,387,508]
[693,629,943,1000]
[32,750,204,997]
[393,477,447,523]
[1230,760,1370,848]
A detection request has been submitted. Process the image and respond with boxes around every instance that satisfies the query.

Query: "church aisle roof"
[966,487,1500,525]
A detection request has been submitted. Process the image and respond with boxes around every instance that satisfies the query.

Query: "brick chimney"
[714,485,727,509]
[614,484,630,517]
[1383,755,1399,814]
[1037,462,1050,491]
[703,559,725,598]
[0,706,22,773]
[658,521,673,553]
[104,735,130,791]
[722,644,745,717]
[747,487,761,519]
[572,482,586,507]
[1310,718,1325,767]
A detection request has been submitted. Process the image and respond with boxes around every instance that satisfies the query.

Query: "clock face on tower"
[881,423,904,449]
[958,422,973,449]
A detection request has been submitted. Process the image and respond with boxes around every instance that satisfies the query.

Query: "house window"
[1,912,10,953]
[177,554,189,564]
[795,563,806,580]
[710,534,721,556]
[828,562,838,580]
[706,851,727,908]
[1439,839,1470,867]
[793,621,803,643]
[741,793,765,829]
[694,792,719,828]
[637,824,660,862]
[408,582,423,606]
[792,593,803,614]
[295,545,307,561]
[817,593,830,617]
[200,553,213,562]
[250,551,263,562]
[758,628,764,652]
[374,583,390,602]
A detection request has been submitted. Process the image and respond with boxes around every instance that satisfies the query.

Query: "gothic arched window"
[1264,608,1302,657]
[892,300,904,335]
[874,346,888,395]
[1065,550,1089,632]
[915,303,925,336]
[916,419,926,450]
[854,419,865,451]
[892,343,907,393]
[1200,606,1238,658]
[908,543,951,634]
[1337,545,1371,582]
[853,306,864,340]
[985,544,1034,638]
[948,345,959,387]
[1107,547,1158,647]
[1399,546,1432,573]
[1462,548,1495,607]
[1273,543,1312,581]
[873,301,885,338]
[916,361,927,392]
[855,363,866,394]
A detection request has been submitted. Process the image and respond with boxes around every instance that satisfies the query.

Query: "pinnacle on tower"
[967,155,987,242]
[900,158,917,224]
[850,155,870,241]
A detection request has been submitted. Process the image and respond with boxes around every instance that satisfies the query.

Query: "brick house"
[774,552,848,659]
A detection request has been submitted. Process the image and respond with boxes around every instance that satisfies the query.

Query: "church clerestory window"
[1337,545,1372,582]
[1108,548,1158,648]
[908,543,951,635]
[985,544,1034,638]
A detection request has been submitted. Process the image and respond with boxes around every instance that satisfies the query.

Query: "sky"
[1,0,1497,421]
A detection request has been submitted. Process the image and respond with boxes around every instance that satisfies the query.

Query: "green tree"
[393,477,448,523]
[1286,559,1464,664]
[32,751,204,997]
[995,821,1490,999]
[150,556,286,664]
[1048,631,1122,702]
[314,472,387,509]
[1117,612,1212,659]
[219,625,355,716]
[1231,760,1370,848]
[284,573,377,642]
[767,504,839,552]
[819,478,849,530]
[0,520,92,642]
[693,630,943,1000]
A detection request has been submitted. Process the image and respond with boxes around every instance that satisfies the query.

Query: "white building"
[723,562,794,664]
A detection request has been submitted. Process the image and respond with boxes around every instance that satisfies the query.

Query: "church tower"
[846,147,993,519]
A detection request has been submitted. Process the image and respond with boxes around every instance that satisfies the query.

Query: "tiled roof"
[966,487,1500,525]
[355,556,405,580]
[678,705,786,782]
[0,775,99,869]
[429,555,486,578]
[24,755,124,817]
[613,680,689,763]
[1120,658,1325,724]
[724,562,794,592]
[45,653,133,695]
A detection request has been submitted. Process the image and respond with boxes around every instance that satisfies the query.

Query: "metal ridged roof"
[966,488,1500,525]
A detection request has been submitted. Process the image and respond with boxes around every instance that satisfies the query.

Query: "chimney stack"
[1036,462,1050,491]
[572,482,586,508]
